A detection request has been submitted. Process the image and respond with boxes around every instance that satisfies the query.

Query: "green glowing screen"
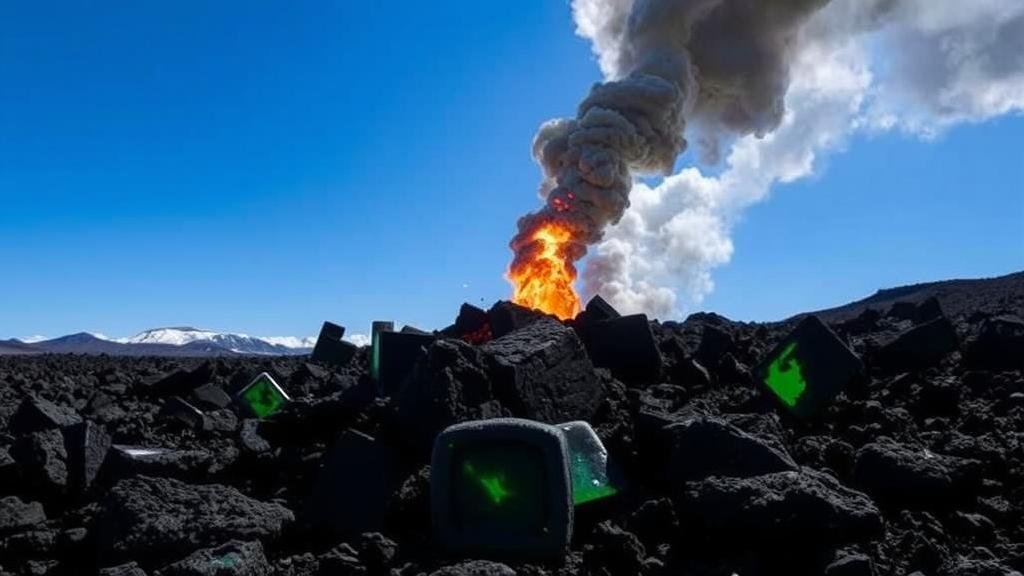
[239,374,288,419]
[764,341,808,407]
[453,443,547,533]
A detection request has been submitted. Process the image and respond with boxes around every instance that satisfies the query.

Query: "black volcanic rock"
[398,339,508,447]
[581,314,663,385]
[874,316,960,371]
[12,428,69,496]
[666,413,797,483]
[190,384,232,411]
[99,564,148,576]
[62,420,111,495]
[154,540,271,576]
[307,430,400,538]
[0,496,45,534]
[97,475,293,568]
[965,314,1024,370]
[9,396,82,434]
[913,296,944,324]
[0,271,1020,575]
[683,468,883,547]
[486,301,547,339]
[481,317,603,424]
[144,363,215,397]
[429,560,517,576]
[853,440,978,510]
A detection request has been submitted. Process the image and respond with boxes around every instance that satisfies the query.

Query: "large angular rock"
[825,551,875,576]
[666,414,797,483]
[683,468,882,546]
[310,321,357,368]
[106,445,228,482]
[154,540,270,576]
[97,475,293,568]
[0,496,46,534]
[9,397,82,435]
[62,420,111,494]
[874,317,959,371]
[854,440,978,509]
[429,561,517,576]
[581,314,663,385]
[965,315,1024,370]
[0,446,19,494]
[486,301,547,339]
[141,363,214,397]
[306,430,400,537]
[480,318,603,424]
[398,339,510,447]
[582,521,647,576]
[190,384,232,411]
[12,428,68,494]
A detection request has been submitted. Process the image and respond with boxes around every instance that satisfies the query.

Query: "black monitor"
[431,418,572,559]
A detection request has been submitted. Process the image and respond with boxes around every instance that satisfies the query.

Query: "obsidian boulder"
[378,330,437,397]
[307,430,401,538]
[311,321,358,368]
[581,314,663,385]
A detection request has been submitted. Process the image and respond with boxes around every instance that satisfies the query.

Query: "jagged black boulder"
[97,475,293,568]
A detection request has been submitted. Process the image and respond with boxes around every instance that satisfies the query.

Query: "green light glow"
[371,332,382,380]
[765,341,807,407]
[570,453,618,505]
[463,462,512,505]
[240,376,287,418]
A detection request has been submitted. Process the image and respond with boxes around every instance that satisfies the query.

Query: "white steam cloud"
[574,0,1024,318]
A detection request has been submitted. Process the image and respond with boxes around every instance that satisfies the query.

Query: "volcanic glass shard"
[558,421,620,505]
[431,418,573,559]
[753,315,863,418]
[370,321,394,381]
[237,372,290,419]
[311,321,357,368]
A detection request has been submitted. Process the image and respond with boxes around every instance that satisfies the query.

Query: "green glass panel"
[240,375,287,418]
[764,341,808,407]
[371,331,382,380]
[569,451,618,505]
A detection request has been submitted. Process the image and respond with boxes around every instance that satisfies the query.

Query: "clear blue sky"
[2,2,1022,340]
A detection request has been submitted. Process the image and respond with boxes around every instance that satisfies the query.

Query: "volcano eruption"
[508,0,831,318]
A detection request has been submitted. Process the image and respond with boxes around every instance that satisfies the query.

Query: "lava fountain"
[507,219,582,320]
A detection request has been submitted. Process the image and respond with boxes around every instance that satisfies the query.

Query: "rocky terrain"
[0,271,1022,576]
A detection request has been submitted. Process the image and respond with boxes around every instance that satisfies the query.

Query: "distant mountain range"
[0,327,323,357]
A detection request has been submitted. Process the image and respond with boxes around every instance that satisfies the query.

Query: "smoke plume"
[568,0,1024,317]
[510,0,832,315]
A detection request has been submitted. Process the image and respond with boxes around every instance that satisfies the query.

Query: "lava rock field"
[0,272,1022,576]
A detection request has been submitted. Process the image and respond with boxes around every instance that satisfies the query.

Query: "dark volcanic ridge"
[0,270,1022,576]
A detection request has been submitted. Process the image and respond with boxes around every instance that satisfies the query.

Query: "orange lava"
[508,221,581,320]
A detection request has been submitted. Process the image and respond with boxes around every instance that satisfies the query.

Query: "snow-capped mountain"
[2,326,372,357]
[117,327,315,355]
